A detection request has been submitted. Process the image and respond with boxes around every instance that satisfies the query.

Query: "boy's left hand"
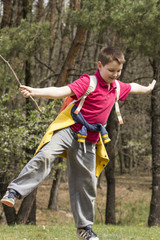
[147,79,156,93]
[130,79,156,94]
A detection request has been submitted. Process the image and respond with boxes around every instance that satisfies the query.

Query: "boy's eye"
[108,69,121,73]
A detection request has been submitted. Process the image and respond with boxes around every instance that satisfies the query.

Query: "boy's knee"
[37,148,55,165]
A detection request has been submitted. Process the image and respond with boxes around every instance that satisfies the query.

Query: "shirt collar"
[95,69,117,90]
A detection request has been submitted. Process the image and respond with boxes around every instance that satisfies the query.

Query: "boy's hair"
[98,46,125,66]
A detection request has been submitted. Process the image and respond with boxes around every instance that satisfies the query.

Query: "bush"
[0,93,62,194]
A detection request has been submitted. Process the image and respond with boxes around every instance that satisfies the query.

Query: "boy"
[1,47,156,240]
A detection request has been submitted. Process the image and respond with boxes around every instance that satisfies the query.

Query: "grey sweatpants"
[9,127,97,228]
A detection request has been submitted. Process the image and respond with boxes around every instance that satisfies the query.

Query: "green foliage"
[0,64,19,99]
[0,20,52,58]
[71,0,160,59]
[0,93,62,185]
[0,19,53,95]
[70,0,108,30]
[108,0,160,58]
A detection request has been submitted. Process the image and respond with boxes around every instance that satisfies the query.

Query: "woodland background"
[0,0,160,229]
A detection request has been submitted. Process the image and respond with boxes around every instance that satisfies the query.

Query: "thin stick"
[0,55,42,113]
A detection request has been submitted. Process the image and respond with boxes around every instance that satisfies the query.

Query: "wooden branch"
[0,55,42,113]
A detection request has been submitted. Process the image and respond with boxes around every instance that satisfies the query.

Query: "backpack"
[59,76,123,124]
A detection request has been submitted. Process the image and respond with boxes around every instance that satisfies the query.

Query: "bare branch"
[0,55,21,85]
[0,55,42,113]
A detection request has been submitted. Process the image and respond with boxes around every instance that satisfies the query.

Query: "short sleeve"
[68,74,90,100]
[118,81,131,101]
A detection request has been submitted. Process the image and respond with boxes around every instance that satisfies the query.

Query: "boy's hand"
[19,85,34,98]
[130,79,156,94]
[147,79,156,93]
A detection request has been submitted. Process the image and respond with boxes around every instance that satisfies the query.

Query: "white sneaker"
[1,190,17,207]
[77,226,99,240]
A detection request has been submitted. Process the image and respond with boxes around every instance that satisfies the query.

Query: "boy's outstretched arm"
[130,79,156,94]
[19,85,75,99]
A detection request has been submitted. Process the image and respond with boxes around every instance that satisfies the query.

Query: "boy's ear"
[97,61,102,70]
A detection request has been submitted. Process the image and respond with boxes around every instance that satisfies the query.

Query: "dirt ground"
[0,172,152,226]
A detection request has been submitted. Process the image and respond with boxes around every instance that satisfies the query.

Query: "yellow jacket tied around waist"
[35,104,110,178]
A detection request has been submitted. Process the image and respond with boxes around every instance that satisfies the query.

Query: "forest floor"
[0,171,152,227]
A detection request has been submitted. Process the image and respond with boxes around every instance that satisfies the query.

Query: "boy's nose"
[112,72,117,77]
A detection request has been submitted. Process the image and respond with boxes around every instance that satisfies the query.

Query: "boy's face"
[97,60,123,84]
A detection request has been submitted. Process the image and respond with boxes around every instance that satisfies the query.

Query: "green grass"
[0,224,160,240]
[0,175,155,239]
[115,199,150,226]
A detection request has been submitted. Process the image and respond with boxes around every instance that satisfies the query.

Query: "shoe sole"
[1,199,14,207]
[76,234,85,239]
[76,233,99,240]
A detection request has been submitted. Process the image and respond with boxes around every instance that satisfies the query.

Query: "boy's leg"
[67,138,97,229]
[1,127,74,204]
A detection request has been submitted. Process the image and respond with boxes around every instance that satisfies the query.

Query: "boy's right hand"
[19,85,33,98]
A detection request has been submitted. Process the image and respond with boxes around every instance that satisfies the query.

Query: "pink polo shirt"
[68,69,131,143]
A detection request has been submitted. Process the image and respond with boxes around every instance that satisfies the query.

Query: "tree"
[1,0,12,28]
[148,59,160,226]
[57,26,88,86]
[105,109,117,224]
[48,157,64,210]
[106,0,160,226]
[36,0,44,22]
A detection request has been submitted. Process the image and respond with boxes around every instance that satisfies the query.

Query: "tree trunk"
[36,0,44,22]
[27,196,36,225]
[1,0,12,28]
[2,205,16,225]
[16,189,37,224]
[118,135,126,174]
[48,157,63,210]
[45,0,56,84]
[15,0,22,26]
[49,0,56,37]
[56,26,88,86]
[148,60,160,226]
[105,108,117,224]
[22,0,33,21]
[97,171,104,189]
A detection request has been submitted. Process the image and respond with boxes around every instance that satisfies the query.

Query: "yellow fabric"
[35,104,74,155]
[35,104,110,177]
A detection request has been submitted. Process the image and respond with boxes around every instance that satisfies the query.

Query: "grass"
[0,224,160,240]
[115,198,151,226]
[0,173,158,239]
